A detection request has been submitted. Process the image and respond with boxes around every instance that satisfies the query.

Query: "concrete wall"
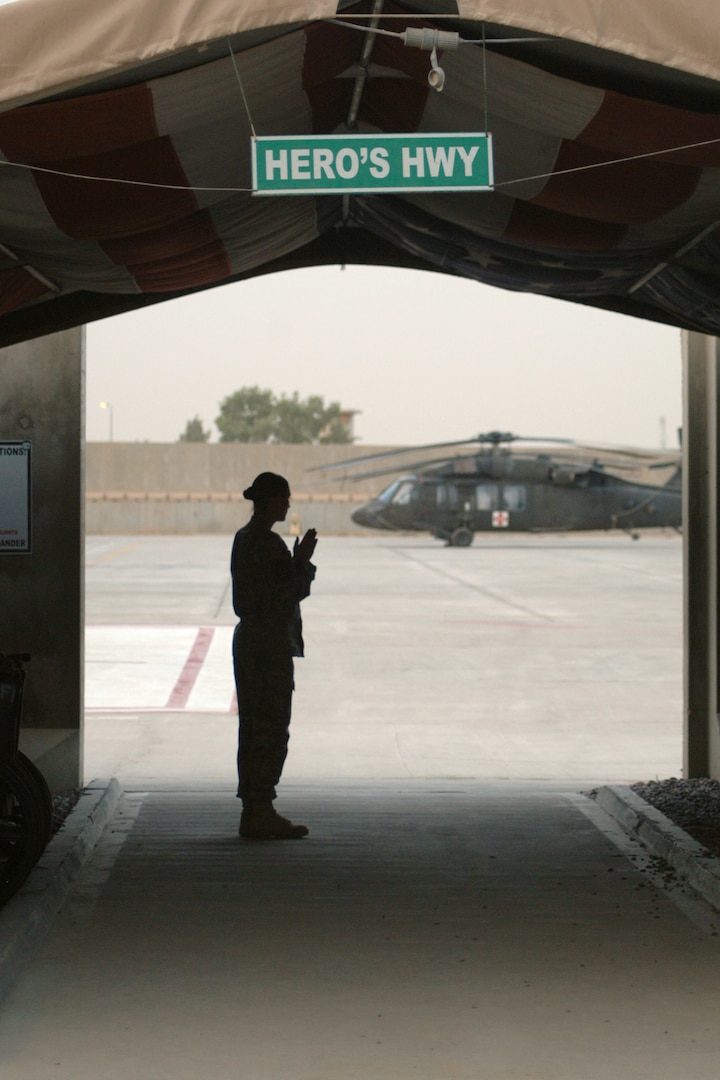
[0,329,84,791]
[85,442,404,535]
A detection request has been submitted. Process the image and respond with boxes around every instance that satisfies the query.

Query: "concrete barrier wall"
[86,442,404,535]
[1,329,84,790]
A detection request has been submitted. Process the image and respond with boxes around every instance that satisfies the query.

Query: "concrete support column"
[0,328,84,791]
[682,331,720,778]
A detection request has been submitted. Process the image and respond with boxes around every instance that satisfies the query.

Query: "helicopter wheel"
[450,527,474,547]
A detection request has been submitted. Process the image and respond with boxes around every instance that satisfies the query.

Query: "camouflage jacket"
[231,518,316,658]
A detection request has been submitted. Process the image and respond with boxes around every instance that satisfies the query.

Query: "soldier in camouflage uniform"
[231,472,317,839]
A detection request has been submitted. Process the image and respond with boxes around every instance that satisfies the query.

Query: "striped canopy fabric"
[1,0,720,344]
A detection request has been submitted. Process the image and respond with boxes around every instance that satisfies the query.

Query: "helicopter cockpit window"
[390,480,417,506]
[377,479,413,505]
[502,485,526,511]
[475,485,499,511]
[377,480,401,504]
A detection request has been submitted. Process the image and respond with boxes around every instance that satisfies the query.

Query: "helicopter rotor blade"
[572,442,679,462]
[307,439,485,473]
[309,431,680,482]
[534,441,680,471]
[332,451,488,482]
[308,432,578,474]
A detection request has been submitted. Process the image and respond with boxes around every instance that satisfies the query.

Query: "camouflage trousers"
[233,631,294,803]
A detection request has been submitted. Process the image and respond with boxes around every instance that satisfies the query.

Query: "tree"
[216,387,277,443]
[273,393,353,444]
[179,416,211,442]
[216,387,353,444]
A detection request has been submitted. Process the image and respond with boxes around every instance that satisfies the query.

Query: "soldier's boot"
[239,801,254,837]
[240,800,309,840]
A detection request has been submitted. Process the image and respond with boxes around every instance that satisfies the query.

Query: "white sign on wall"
[0,442,32,553]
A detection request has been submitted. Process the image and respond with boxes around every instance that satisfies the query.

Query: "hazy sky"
[85,264,683,451]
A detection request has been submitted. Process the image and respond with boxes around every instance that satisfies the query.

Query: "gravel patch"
[631,777,720,857]
[50,788,83,837]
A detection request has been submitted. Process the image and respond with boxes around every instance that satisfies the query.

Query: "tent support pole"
[682,331,720,777]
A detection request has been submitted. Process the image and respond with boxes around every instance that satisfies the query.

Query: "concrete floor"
[3,781,720,1079]
[2,531,706,1080]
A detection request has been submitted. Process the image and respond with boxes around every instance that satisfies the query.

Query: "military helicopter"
[315,431,682,546]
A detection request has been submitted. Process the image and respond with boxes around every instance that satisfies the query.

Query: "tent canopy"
[1,0,720,345]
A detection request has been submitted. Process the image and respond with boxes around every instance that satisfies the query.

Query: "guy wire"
[227,37,256,139]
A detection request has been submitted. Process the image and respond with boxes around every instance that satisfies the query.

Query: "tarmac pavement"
[81,533,682,784]
[3,532,713,1079]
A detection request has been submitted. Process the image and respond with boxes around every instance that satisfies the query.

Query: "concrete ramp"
[1,780,719,1079]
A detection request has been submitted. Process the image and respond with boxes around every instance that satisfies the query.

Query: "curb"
[0,777,123,998]
[595,784,720,913]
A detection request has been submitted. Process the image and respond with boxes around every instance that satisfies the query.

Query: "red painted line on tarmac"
[166,627,215,708]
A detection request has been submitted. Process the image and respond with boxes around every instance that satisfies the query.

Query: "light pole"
[99,400,114,442]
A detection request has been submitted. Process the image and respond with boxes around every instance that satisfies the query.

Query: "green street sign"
[252,133,493,195]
